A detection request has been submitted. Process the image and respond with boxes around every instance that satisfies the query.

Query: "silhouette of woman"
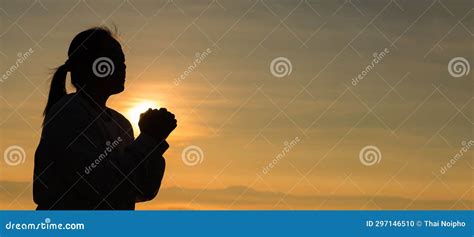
[33,27,177,210]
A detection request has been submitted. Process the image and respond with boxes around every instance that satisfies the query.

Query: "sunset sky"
[0,0,472,210]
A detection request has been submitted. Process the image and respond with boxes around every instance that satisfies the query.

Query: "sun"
[126,100,160,132]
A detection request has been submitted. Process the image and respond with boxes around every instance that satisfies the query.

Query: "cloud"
[0,181,35,210]
[1,180,470,210]
[140,185,472,210]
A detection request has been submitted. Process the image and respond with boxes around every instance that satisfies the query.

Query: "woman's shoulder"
[42,93,91,130]
[108,108,133,129]
[46,93,87,119]
[108,108,128,122]
[107,108,135,139]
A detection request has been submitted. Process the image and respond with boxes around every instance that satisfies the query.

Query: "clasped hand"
[138,108,177,142]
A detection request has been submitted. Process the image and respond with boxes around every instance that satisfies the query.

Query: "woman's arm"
[126,134,169,202]
[133,108,177,202]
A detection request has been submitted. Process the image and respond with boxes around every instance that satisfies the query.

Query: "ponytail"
[42,63,69,124]
[42,27,116,126]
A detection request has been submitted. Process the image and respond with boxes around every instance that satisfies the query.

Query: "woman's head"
[43,26,126,118]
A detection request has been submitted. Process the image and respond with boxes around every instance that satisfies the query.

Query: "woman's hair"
[43,26,117,123]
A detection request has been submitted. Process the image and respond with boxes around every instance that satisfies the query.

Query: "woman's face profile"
[90,38,126,96]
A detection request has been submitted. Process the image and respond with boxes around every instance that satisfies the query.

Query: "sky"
[0,0,472,210]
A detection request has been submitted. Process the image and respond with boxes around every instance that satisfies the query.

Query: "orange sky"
[0,0,472,210]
